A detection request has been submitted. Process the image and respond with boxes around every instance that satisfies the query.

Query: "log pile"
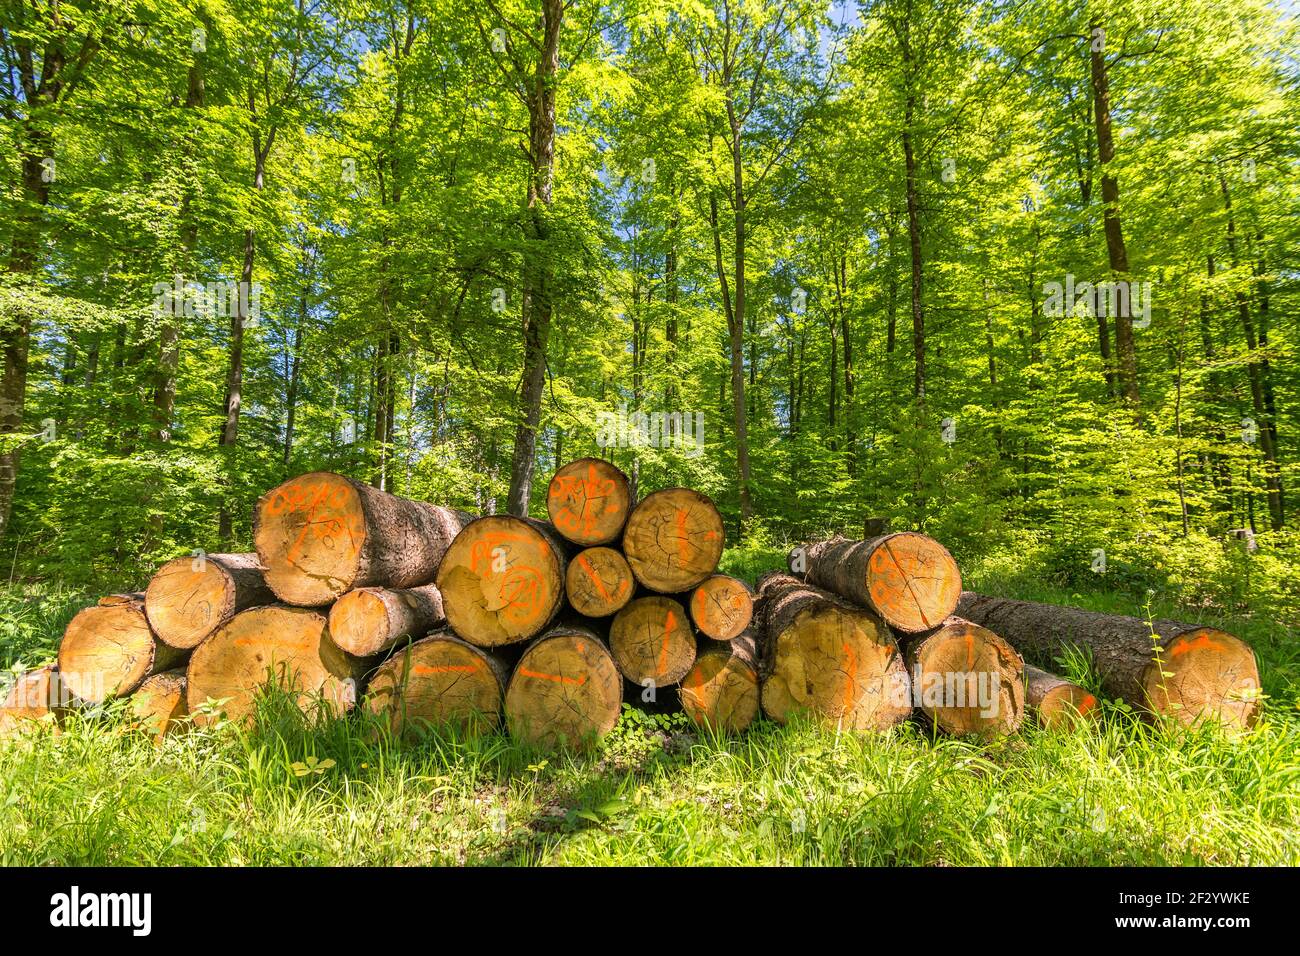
[6,458,1262,747]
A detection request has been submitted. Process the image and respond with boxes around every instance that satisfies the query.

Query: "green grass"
[1,548,1297,867]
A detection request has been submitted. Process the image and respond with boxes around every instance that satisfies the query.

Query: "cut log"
[793,533,962,634]
[546,457,633,546]
[504,625,622,749]
[689,574,754,641]
[608,596,697,688]
[622,487,725,593]
[145,552,275,649]
[903,617,1025,737]
[679,632,760,734]
[1024,664,1100,729]
[955,592,1260,730]
[565,546,635,617]
[253,471,469,606]
[435,516,567,647]
[757,573,911,730]
[0,664,67,735]
[130,670,188,742]
[328,582,445,657]
[58,594,188,704]
[185,605,367,726]
[364,631,508,738]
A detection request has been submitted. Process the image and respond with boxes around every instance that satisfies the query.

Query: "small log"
[1024,664,1100,729]
[793,533,962,633]
[254,471,469,606]
[58,594,187,704]
[565,546,635,617]
[689,574,754,641]
[608,595,697,688]
[145,552,275,649]
[504,625,623,749]
[757,573,911,730]
[328,582,445,657]
[436,516,568,646]
[622,487,725,593]
[903,617,1025,737]
[679,632,760,734]
[130,670,188,742]
[0,664,68,735]
[955,591,1260,729]
[185,605,368,726]
[364,631,509,738]
[546,457,634,546]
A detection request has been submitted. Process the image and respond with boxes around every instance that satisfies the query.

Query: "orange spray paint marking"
[412,663,480,677]
[518,667,586,687]
[675,509,690,566]
[1077,694,1097,715]
[965,633,975,670]
[1169,633,1227,657]
[659,609,677,676]
[579,554,612,603]
[841,641,859,714]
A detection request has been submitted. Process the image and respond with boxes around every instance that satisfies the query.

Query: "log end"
[145,556,234,649]
[609,596,697,687]
[622,487,725,593]
[254,471,366,606]
[1144,627,1260,731]
[680,645,760,734]
[865,532,962,633]
[58,600,157,703]
[504,628,622,749]
[365,632,504,738]
[908,619,1025,737]
[131,670,189,742]
[327,588,392,658]
[565,546,635,617]
[690,575,754,641]
[546,457,633,546]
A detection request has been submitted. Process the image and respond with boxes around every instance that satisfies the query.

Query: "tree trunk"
[58,594,187,703]
[793,533,962,633]
[328,582,445,658]
[689,574,754,641]
[435,515,567,646]
[621,487,725,592]
[609,595,697,688]
[255,471,469,606]
[144,552,276,649]
[954,592,1259,730]
[503,624,623,749]
[364,630,510,738]
[679,631,760,734]
[756,572,911,730]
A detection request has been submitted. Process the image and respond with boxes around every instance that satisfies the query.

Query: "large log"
[185,605,368,726]
[253,471,469,606]
[1024,664,1100,729]
[757,573,911,730]
[0,664,68,735]
[145,552,275,649]
[565,546,635,617]
[328,583,445,657]
[689,574,754,641]
[58,594,188,704]
[792,533,962,633]
[679,631,760,734]
[622,487,725,593]
[903,617,1025,737]
[503,625,622,749]
[436,516,568,646]
[130,670,188,742]
[608,595,697,688]
[954,592,1260,730]
[364,631,509,738]
[546,457,633,546]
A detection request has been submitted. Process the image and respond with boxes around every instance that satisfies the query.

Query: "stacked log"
[364,631,509,738]
[503,625,623,749]
[1023,665,1099,729]
[902,617,1025,737]
[679,631,760,734]
[58,594,187,704]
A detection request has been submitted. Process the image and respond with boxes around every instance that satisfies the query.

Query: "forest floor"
[1,547,1297,866]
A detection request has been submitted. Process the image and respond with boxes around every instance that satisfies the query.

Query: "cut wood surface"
[757,573,911,730]
[546,457,633,546]
[186,605,367,726]
[622,487,724,593]
[436,515,567,646]
[689,574,754,641]
[0,664,67,735]
[130,669,188,742]
[364,630,508,738]
[903,617,1025,737]
[565,546,635,617]
[328,582,445,657]
[145,552,275,649]
[58,593,187,703]
[254,471,469,606]
[795,533,962,633]
[679,631,760,734]
[1024,664,1100,729]
[608,595,697,687]
[504,625,622,749]
[955,592,1260,730]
